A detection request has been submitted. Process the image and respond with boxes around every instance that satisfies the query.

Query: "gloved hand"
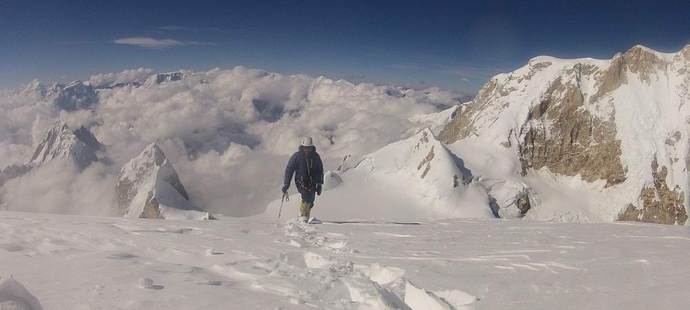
[282,184,289,194]
[316,184,322,195]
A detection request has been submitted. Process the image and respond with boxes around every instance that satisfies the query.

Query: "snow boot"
[307,217,322,224]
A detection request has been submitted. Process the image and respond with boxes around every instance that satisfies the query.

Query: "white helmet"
[300,136,314,147]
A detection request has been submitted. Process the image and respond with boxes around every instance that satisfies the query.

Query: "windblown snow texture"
[1,211,689,309]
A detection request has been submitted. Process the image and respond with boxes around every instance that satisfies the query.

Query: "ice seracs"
[440,44,690,224]
[115,143,212,220]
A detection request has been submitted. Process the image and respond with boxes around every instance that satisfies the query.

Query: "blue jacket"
[284,146,324,192]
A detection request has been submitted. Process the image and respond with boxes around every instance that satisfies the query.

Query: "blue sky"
[1,0,688,94]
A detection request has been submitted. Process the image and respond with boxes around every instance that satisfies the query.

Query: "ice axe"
[278,191,289,219]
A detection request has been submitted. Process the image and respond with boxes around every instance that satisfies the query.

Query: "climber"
[282,137,324,222]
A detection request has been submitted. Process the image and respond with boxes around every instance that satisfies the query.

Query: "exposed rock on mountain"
[619,157,687,224]
[440,44,690,224]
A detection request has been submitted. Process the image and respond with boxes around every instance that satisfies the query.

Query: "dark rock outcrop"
[619,157,687,225]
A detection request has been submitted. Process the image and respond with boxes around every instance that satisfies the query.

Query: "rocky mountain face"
[115,143,211,220]
[29,122,102,170]
[440,45,690,224]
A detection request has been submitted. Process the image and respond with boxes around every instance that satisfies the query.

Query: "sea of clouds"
[0,67,463,216]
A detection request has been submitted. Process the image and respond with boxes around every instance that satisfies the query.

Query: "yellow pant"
[299,201,313,218]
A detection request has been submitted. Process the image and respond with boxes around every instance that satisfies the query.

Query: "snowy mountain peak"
[439,45,690,224]
[345,128,492,218]
[115,143,211,220]
[19,79,47,97]
[29,121,101,170]
[628,44,662,54]
[136,143,169,169]
[266,126,500,220]
[17,79,98,111]
[64,80,86,88]
[52,80,98,111]
[145,71,185,86]
[358,128,468,184]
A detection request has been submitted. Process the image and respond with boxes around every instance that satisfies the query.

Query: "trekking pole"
[278,192,289,219]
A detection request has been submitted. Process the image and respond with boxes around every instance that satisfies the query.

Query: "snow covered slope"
[116,143,211,220]
[343,128,490,218]
[2,211,690,309]
[441,44,690,224]
[0,277,43,310]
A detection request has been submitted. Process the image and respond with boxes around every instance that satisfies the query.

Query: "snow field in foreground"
[1,211,690,309]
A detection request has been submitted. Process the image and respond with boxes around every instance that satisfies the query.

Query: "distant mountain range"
[3,45,690,225]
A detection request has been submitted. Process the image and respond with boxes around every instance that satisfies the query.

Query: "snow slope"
[1,211,690,309]
[0,277,43,310]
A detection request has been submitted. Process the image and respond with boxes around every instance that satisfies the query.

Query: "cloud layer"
[0,67,462,216]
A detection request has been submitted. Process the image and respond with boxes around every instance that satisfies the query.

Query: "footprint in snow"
[205,248,224,256]
[138,278,164,290]
[1,243,24,252]
[107,252,138,260]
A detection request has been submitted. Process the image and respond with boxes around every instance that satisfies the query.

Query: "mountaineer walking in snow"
[282,137,324,222]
